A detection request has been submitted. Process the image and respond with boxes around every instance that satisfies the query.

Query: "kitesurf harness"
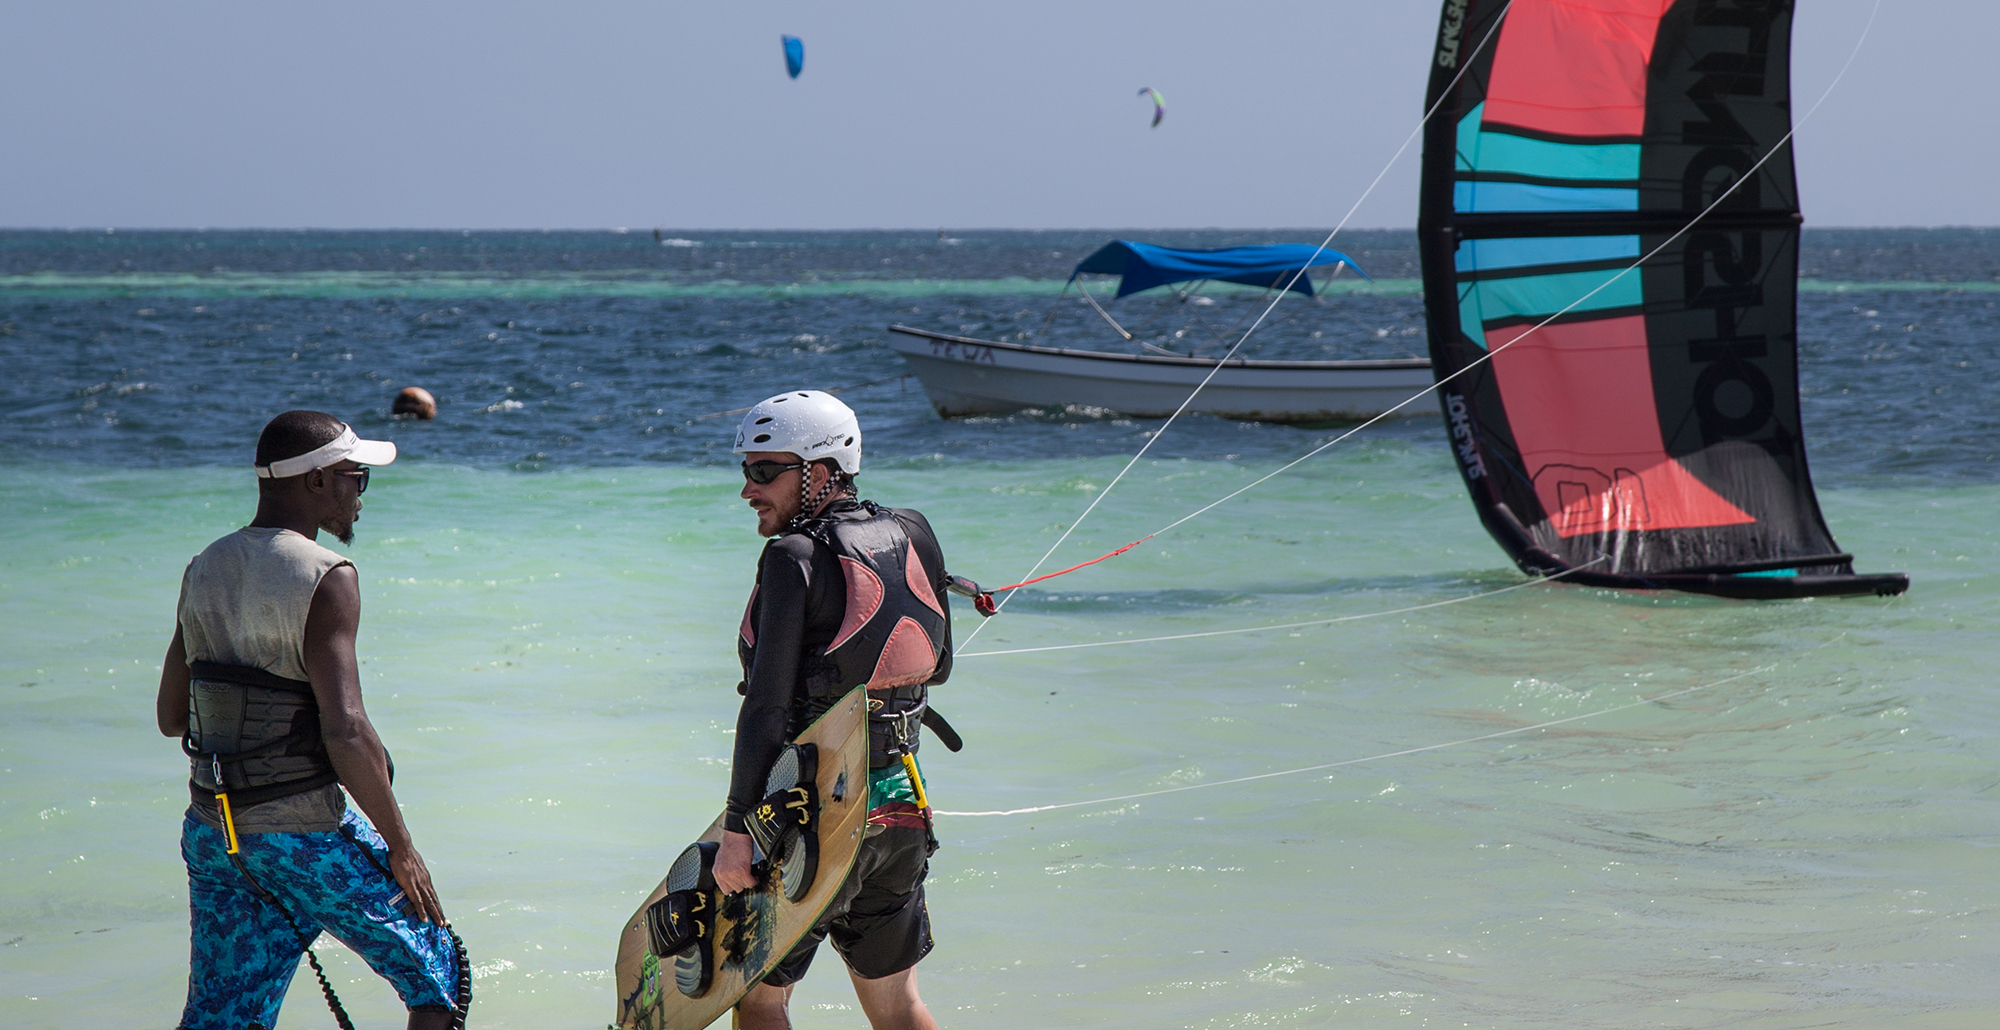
[182,660,339,808]
[739,501,964,769]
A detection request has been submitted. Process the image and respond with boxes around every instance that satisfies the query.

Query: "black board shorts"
[763,822,933,985]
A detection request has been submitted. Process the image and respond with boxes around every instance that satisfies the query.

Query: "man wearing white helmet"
[722,390,954,1030]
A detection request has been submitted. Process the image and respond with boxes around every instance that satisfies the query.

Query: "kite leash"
[947,535,1154,618]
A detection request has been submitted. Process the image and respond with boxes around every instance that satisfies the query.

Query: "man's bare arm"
[304,564,447,924]
[158,626,190,738]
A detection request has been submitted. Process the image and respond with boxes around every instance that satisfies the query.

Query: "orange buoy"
[392,386,437,420]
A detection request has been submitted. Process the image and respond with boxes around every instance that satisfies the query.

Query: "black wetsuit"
[727,496,953,830]
[728,495,952,983]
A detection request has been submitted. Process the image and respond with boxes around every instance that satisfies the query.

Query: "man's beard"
[321,515,356,546]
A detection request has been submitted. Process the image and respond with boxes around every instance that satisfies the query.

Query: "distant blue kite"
[782,35,804,79]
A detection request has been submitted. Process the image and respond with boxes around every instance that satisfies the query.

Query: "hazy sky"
[0,1,1986,229]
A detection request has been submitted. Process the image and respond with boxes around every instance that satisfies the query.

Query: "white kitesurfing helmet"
[733,390,861,475]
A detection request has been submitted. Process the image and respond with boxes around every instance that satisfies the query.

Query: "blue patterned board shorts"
[179,808,460,1030]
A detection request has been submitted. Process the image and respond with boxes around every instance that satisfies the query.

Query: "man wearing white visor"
[156,410,469,1030]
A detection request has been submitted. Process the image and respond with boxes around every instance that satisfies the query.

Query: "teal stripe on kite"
[1455,105,1640,181]
[1455,104,1485,172]
[1454,181,1638,213]
[1455,236,1639,274]
[1461,133,1639,182]
[1455,267,1644,350]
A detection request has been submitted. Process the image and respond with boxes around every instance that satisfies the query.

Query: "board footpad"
[646,841,718,998]
[750,743,820,902]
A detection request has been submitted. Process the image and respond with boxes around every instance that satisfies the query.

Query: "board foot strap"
[748,743,821,902]
[646,841,720,998]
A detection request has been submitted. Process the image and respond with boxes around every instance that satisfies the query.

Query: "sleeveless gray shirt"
[178,527,350,833]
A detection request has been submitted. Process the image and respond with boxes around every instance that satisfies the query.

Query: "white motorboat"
[884,239,1432,424]
[886,325,1432,424]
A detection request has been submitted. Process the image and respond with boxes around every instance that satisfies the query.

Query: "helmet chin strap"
[792,465,835,530]
[790,464,856,530]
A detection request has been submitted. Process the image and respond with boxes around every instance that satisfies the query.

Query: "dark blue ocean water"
[1,228,1994,482]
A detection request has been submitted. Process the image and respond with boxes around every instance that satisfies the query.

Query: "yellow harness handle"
[210,755,241,855]
[898,753,930,812]
[218,791,242,854]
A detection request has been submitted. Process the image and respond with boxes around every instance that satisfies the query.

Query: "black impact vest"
[182,660,339,807]
[739,503,950,767]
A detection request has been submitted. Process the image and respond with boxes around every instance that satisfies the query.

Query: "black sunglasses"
[740,460,805,485]
[329,467,370,493]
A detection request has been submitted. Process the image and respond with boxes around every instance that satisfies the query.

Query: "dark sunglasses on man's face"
[329,467,370,493]
[741,460,805,485]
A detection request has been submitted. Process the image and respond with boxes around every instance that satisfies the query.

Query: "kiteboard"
[613,687,869,1030]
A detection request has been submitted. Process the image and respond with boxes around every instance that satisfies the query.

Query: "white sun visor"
[254,424,398,479]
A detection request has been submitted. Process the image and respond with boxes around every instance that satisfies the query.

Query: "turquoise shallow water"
[4,228,1997,1027]
[4,452,1996,1028]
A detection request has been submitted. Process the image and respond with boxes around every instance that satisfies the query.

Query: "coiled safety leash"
[336,822,474,1030]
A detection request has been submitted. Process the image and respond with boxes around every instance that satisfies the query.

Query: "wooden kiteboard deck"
[613,688,870,1030]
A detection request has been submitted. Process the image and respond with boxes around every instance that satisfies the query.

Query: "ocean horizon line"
[3,271,1993,301]
[4,224,1999,234]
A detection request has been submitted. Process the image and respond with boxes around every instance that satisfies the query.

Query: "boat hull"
[886,326,1433,423]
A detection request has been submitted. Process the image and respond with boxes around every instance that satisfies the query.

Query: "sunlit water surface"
[3,230,1997,1028]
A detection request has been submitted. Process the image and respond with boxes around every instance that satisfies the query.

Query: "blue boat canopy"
[1069,240,1371,299]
